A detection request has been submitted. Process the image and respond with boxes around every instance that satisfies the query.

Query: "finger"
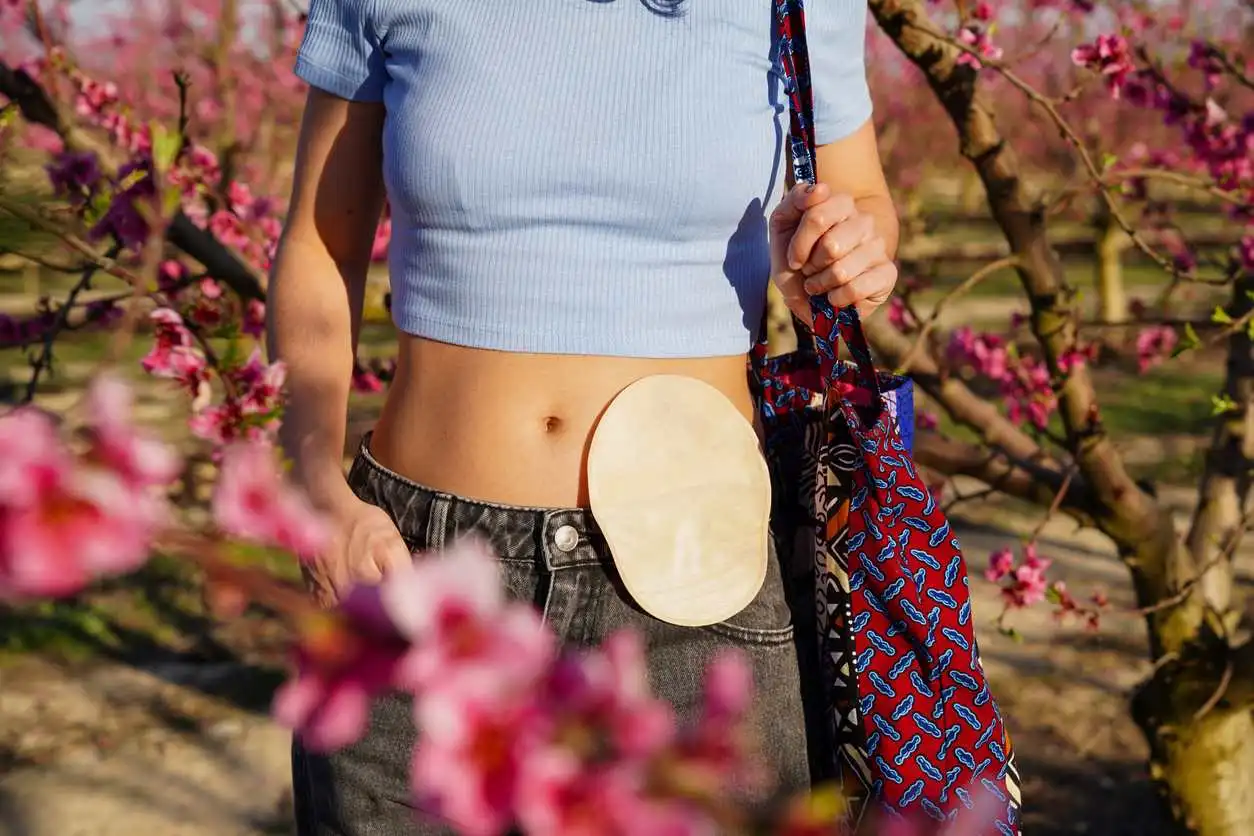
[371,531,415,577]
[769,181,829,239]
[800,213,875,278]
[787,192,856,272]
[329,556,367,602]
[825,263,899,313]
[803,237,888,295]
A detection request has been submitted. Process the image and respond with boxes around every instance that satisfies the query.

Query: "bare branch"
[0,60,267,302]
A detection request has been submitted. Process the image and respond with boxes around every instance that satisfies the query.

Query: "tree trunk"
[1094,200,1130,324]
[865,2,1254,833]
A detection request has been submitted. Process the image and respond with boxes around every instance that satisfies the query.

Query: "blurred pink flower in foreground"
[272,586,412,752]
[0,375,178,599]
[274,537,756,836]
[212,441,328,558]
[386,535,555,696]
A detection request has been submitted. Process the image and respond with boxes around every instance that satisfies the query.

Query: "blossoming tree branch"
[0,0,1252,833]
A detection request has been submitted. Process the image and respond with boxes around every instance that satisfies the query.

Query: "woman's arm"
[267,88,386,511]
[769,120,901,320]
[768,0,899,318]
[815,121,899,265]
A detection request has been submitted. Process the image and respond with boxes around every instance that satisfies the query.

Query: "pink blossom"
[1071,34,1136,97]
[208,209,251,251]
[273,589,412,752]
[242,299,267,338]
[211,441,328,558]
[956,27,1003,70]
[372,216,392,262]
[383,536,555,697]
[411,688,545,836]
[984,548,1015,583]
[1001,543,1052,608]
[543,631,676,761]
[887,296,916,332]
[231,348,287,418]
[83,374,181,490]
[188,403,240,445]
[141,308,209,393]
[669,649,758,792]
[1135,325,1178,373]
[0,408,160,599]
[515,758,707,836]
[352,369,385,394]
[45,150,102,205]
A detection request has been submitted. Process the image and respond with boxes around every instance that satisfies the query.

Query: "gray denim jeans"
[292,436,812,834]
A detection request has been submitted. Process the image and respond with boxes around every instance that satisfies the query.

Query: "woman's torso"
[342,1,789,506]
[371,337,755,507]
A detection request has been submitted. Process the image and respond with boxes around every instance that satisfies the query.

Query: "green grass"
[1098,363,1220,437]
[923,359,1219,487]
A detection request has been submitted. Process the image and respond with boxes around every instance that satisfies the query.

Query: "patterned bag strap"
[774,0,883,404]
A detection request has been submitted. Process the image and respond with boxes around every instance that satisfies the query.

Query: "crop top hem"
[392,309,759,360]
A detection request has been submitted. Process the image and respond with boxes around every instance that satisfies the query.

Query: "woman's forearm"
[266,234,365,512]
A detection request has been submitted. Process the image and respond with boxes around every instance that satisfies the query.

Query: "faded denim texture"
[291,435,813,835]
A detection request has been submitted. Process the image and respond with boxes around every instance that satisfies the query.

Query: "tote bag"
[750,1,1022,830]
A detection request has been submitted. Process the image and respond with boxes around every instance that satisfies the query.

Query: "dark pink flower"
[242,299,267,338]
[273,589,411,752]
[984,548,1015,583]
[411,687,546,836]
[0,406,164,600]
[46,150,102,205]
[1135,325,1178,373]
[141,308,209,394]
[1071,34,1136,97]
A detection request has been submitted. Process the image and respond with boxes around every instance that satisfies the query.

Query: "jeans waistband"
[349,432,606,572]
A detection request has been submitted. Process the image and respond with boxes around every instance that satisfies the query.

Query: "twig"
[917,22,1198,285]
[1027,464,1078,542]
[897,255,1019,375]
[23,250,116,401]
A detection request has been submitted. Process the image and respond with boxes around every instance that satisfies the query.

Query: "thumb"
[769,182,827,234]
[769,182,828,271]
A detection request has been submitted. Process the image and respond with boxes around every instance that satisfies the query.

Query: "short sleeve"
[807,0,874,145]
[294,0,388,102]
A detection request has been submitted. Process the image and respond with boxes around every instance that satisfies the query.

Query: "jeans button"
[553,524,579,552]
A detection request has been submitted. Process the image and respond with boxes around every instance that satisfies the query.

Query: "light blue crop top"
[294,0,872,358]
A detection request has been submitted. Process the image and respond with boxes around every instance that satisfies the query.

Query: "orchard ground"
[0,240,1250,835]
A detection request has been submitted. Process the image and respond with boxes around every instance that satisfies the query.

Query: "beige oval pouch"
[586,375,771,627]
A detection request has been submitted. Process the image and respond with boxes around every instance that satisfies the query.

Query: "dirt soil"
[0,486,1249,836]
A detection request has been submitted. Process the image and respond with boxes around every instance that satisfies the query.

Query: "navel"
[543,415,564,434]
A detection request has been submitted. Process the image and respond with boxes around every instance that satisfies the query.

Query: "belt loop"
[424,494,451,552]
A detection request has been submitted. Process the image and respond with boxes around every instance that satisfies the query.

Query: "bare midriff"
[367,333,759,508]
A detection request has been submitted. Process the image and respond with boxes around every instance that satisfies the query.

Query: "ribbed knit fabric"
[295,0,872,358]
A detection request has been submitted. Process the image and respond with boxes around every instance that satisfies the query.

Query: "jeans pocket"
[701,543,795,646]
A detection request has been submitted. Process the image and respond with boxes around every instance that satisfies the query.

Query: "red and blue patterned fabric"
[749,1,1021,831]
